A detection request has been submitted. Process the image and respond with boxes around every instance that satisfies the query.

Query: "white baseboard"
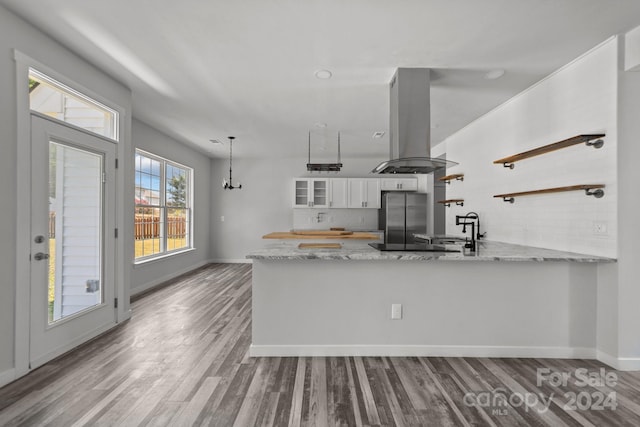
[30,322,117,370]
[597,350,640,371]
[131,260,213,296]
[0,368,16,388]
[249,344,597,359]
[210,259,252,264]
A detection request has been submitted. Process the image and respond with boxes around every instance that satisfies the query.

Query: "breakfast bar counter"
[247,240,615,362]
[247,240,614,262]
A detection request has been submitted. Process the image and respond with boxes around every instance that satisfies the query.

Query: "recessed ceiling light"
[372,131,385,139]
[315,69,332,79]
[484,69,506,80]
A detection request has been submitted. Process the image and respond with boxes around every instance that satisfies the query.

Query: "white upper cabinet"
[380,178,418,191]
[329,178,348,208]
[348,178,381,209]
[293,178,329,208]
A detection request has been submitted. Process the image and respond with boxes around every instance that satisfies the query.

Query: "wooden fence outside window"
[48,212,187,240]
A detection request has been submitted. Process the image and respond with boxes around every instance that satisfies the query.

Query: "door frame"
[29,114,118,369]
[13,51,130,380]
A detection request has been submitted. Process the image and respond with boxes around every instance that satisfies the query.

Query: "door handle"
[34,252,50,261]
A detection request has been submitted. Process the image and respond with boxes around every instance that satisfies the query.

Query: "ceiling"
[3,0,640,160]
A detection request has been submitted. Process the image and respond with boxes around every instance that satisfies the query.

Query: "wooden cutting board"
[298,243,342,249]
[291,230,353,236]
[263,232,379,240]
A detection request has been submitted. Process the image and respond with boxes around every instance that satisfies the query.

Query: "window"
[29,68,118,140]
[135,150,192,261]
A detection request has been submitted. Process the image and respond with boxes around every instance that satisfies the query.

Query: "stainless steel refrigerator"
[379,192,428,244]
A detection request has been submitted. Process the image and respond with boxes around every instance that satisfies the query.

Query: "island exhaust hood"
[371,68,457,174]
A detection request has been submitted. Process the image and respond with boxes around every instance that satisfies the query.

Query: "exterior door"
[29,114,117,369]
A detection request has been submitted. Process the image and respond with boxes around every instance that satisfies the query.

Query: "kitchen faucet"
[455,212,483,252]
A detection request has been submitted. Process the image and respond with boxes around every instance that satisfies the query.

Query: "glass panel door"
[48,142,103,323]
[30,114,116,369]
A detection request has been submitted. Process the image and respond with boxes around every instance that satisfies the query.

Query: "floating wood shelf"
[439,173,464,184]
[493,134,605,169]
[494,184,605,203]
[437,199,464,207]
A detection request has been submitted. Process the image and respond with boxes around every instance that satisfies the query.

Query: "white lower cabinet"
[348,178,380,209]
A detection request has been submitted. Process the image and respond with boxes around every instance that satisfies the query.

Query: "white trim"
[597,350,640,371]
[14,50,33,379]
[133,248,197,266]
[210,259,253,264]
[13,49,130,381]
[249,344,597,359]
[130,259,212,296]
[30,322,117,370]
[0,368,17,389]
[14,50,126,126]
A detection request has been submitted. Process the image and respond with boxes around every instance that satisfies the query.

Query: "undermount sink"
[416,235,468,245]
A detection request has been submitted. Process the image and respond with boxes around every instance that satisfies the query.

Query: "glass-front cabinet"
[293,178,329,208]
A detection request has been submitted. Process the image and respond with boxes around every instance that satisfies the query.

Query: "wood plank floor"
[1,263,639,426]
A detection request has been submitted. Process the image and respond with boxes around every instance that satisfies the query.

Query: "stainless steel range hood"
[372,68,457,174]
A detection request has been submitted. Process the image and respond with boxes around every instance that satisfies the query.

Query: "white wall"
[0,5,132,381]
[130,119,212,294]
[441,38,618,258]
[252,260,597,357]
[436,33,640,369]
[210,157,386,261]
[612,32,640,365]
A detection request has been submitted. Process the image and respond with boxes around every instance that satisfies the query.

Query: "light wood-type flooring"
[1,263,640,426]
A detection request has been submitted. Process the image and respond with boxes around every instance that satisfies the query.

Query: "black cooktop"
[368,243,461,252]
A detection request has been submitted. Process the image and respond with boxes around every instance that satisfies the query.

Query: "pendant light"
[222,136,242,190]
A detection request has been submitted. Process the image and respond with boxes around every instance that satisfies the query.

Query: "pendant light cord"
[228,136,234,185]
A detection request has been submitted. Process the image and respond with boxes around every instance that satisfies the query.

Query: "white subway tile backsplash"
[292,208,379,231]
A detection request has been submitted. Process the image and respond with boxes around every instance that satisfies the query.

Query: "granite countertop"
[246,240,615,262]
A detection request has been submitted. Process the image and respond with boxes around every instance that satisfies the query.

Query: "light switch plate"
[391,303,402,320]
[593,221,608,235]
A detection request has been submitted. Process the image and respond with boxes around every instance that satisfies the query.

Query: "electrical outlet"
[391,304,402,320]
[220,216,225,222]
[593,221,608,235]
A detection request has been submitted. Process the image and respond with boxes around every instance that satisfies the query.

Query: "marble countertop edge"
[245,240,616,263]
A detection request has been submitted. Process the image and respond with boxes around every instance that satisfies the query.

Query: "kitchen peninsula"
[247,240,614,360]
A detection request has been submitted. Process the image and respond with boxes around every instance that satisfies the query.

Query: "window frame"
[29,68,119,141]
[134,149,194,263]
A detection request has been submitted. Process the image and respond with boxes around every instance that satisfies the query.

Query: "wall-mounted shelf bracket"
[585,188,605,198]
[439,173,465,184]
[438,199,464,208]
[585,138,604,149]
